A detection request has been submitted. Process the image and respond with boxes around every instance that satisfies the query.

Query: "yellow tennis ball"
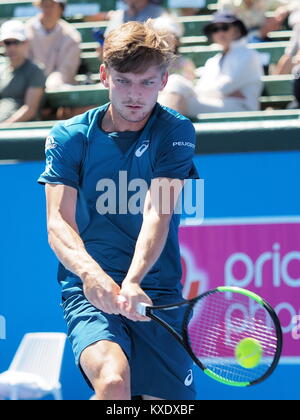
[235,338,263,369]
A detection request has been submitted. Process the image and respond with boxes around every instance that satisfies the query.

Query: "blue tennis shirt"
[38,103,198,295]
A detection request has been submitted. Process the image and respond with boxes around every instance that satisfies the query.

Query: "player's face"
[101,64,168,125]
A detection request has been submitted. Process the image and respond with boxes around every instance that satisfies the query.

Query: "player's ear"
[159,70,169,92]
[100,64,109,88]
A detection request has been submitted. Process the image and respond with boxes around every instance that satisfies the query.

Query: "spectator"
[152,15,196,81]
[288,5,300,28]
[25,0,81,90]
[106,0,166,34]
[275,24,300,74]
[0,20,46,124]
[274,23,300,107]
[159,13,263,117]
[176,8,202,17]
[217,0,292,42]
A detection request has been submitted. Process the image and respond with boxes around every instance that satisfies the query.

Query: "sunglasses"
[210,23,231,34]
[3,40,23,47]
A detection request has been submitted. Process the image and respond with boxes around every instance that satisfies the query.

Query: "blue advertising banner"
[0,150,299,400]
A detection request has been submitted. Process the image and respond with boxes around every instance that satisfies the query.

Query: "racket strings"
[187,291,279,384]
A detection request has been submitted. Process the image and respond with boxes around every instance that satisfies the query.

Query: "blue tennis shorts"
[61,285,197,400]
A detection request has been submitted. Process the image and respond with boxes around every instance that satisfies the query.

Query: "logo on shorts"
[184,369,193,386]
[135,141,150,157]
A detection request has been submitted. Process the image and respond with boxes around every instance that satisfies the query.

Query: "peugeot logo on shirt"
[135,140,150,157]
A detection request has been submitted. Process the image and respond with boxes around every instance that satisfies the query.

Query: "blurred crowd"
[1,0,300,124]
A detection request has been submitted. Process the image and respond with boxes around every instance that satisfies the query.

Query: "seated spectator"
[159,13,263,117]
[275,23,300,74]
[288,5,300,28]
[0,20,46,124]
[275,22,300,107]
[25,0,81,90]
[176,8,202,17]
[217,0,292,42]
[106,0,166,34]
[152,16,196,81]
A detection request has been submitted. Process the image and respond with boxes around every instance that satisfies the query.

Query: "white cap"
[152,15,184,38]
[0,20,27,42]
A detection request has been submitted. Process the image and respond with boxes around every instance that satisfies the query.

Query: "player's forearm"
[47,217,106,283]
[123,210,171,285]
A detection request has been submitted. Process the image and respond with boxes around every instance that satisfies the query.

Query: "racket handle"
[136,302,149,317]
[118,296,150,317]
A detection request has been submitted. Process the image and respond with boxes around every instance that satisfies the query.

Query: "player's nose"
[127,84,142,101]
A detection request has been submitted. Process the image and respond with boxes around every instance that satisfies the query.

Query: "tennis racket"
[136,286,282,387]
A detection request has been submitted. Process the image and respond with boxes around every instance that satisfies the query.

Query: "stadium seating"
[197,109,300,123]
[0,0,117,19]
[179,42,287,67]
[45,84,108,108]
[0,2,297,129]
[1,118,300,162]
[41,74,294,110]
[77,41,288,73]
[0,109,298,134]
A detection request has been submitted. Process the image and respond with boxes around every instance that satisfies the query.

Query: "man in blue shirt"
[39,20,198,400]
[106,0,165,35]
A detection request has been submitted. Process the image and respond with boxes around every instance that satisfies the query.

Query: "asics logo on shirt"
[45,136,57,151]
[184,369,193,386]
[135,141,150,157]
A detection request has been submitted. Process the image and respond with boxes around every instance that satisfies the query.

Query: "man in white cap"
[25,0,81,89]
[0,20,46,124]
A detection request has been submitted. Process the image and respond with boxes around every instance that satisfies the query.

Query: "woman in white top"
[159,12,264,118]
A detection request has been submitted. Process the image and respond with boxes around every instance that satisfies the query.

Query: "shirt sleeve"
[37,123,85,189]
[152,119,199,180]
[28,64,46,89]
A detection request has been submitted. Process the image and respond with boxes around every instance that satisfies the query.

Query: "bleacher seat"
[41,74,295,114]
[0,0,117,19]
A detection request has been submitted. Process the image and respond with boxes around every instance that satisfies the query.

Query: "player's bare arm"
[45,183,121,315]
[119,178,184,322]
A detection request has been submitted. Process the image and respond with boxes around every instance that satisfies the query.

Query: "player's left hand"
[118,282,152,322]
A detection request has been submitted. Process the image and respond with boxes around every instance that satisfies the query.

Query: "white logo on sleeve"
[45,136,57,151]
[135,141,150,157]
[184,369,193,386]
[172,141,195,149]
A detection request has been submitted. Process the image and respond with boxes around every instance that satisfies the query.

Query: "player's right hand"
[82,273,121,315]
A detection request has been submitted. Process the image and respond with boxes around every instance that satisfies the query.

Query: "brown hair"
[103,20,176,74]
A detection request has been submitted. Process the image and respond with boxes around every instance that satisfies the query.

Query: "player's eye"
[116,79,128,84]
[143,81,155,86]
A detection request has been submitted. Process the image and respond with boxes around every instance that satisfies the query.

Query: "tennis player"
[38,20,198,400]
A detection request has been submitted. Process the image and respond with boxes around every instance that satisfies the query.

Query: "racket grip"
[136,302,149,317]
